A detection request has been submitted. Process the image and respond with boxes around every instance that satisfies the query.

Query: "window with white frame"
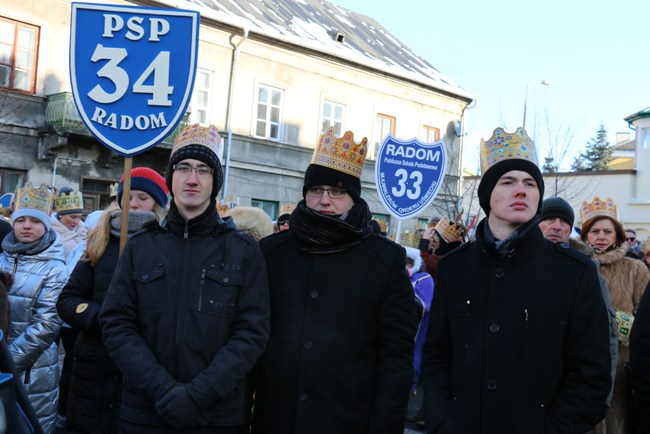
[371,113,396,159]
[189,68,212,125]
[255,85,282,140]
[422,125,440,143]
[251,199,278,220]
[0,17,40,93]
[321,100,344,136]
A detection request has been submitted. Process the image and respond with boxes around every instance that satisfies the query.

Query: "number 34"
[391,169,422,199]
[87,44,173,106]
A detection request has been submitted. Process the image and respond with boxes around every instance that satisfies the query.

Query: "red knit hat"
[117,167,169,207]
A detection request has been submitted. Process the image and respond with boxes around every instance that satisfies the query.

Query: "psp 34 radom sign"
[375,136,447,220]
[70,3,199,156]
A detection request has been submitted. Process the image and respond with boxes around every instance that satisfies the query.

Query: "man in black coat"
[421,127,612,434]
[250,127,418,434]
[629,280,650,434]
[100,124,270,434]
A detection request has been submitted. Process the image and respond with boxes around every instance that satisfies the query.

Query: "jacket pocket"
[198,270,243,317]
[447,299,471,319]
[132,269,165,312]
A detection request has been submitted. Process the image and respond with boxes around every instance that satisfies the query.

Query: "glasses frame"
[172,163,214,177]
[305,186,349,199]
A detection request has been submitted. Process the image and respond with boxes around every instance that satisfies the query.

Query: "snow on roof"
[162,0,475,102]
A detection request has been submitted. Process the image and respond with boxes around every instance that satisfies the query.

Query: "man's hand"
[155,384,210,429]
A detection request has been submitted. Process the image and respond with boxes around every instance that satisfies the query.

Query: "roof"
[625,106,650,124]
[165,0,475,102]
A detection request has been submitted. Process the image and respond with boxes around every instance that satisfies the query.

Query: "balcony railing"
[44,92,188,147]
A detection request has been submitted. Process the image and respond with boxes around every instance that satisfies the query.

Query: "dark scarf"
[109,210,157,238]
[289,199,372,254]
[478,216,540,259]
[1,228,58,256]
[165,199,225,237]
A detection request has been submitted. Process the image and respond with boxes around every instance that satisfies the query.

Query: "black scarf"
[289,199,372,254]
[478,216,540,259]
[2,228,58,256]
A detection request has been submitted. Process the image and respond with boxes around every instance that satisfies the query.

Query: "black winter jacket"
[251,230,418,434]
[421,219,612,434]
[99,205,270,428]
[57,236,121,434]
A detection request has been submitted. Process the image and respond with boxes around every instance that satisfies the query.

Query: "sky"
[330,0,650,172]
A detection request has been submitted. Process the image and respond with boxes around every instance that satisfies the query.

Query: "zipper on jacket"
[184,221,189,239]
[523,308,529,322]
[172,224,192,376]
[197,268,206,310]
[24,367,30,384]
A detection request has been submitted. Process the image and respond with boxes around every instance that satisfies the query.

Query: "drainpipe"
[222,27,249,199]
[456,99,476,225]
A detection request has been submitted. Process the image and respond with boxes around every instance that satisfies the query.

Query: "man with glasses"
[275,213,291,232]
[625,228,644,260]
[100,124,270,433]
[249,127,417,434]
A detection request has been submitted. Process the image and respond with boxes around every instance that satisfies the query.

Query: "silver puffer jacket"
[0,236,69,434]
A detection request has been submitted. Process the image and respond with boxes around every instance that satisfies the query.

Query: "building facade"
[1,0,474,234]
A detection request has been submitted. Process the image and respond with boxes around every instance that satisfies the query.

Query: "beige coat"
[595,245,650,434]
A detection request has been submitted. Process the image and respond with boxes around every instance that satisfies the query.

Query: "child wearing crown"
[51,186,87,259]
[0,182,69,433]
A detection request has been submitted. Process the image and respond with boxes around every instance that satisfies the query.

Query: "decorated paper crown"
[279,203,296,215]
[434,217,463,243]
[480,127,538,174]
[55,191,83,214]
[171,124,224,162]
[109,182,118,198]
[580,196,617,224]
[14,182,54,214]
[311,128,368,179]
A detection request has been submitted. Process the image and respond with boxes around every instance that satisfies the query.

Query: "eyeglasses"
[305,186,348,199]
[626,237,636,242]
[173,163,213,177]
[277,220,289,226]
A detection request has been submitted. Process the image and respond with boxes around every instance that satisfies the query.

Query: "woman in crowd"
[56,167,169,434]
[51,186,87,259]
[0,182,69,434]
[580,196,650,434]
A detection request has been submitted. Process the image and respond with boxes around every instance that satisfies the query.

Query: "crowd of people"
[0,123,649,434]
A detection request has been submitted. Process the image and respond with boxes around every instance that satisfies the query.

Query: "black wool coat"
[57,236,121,434]
[421,219,612,434]
[251,231,418,434]
[629,279,650,434]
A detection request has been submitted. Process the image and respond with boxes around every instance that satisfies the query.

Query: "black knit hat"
[166,125,224,199]
[477,158,544,216]
[540,197,574,227]
[303,127,368,203]
[303,164,361,202]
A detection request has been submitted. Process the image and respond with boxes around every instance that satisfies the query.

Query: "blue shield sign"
[375,135,447,220]
[70,3,199,156]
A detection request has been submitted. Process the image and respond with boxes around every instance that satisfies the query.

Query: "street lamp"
[522,79,551,129]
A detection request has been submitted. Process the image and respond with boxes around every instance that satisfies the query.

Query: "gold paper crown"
[14,182,54,214]
[279,203,296,215]
[311,127,368,179]
[480,127,538,174]
[55,191,83,213]
[434,217,463,243]
[580,196,617,224]
[172,124,224,162]
[109,182,119,198]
